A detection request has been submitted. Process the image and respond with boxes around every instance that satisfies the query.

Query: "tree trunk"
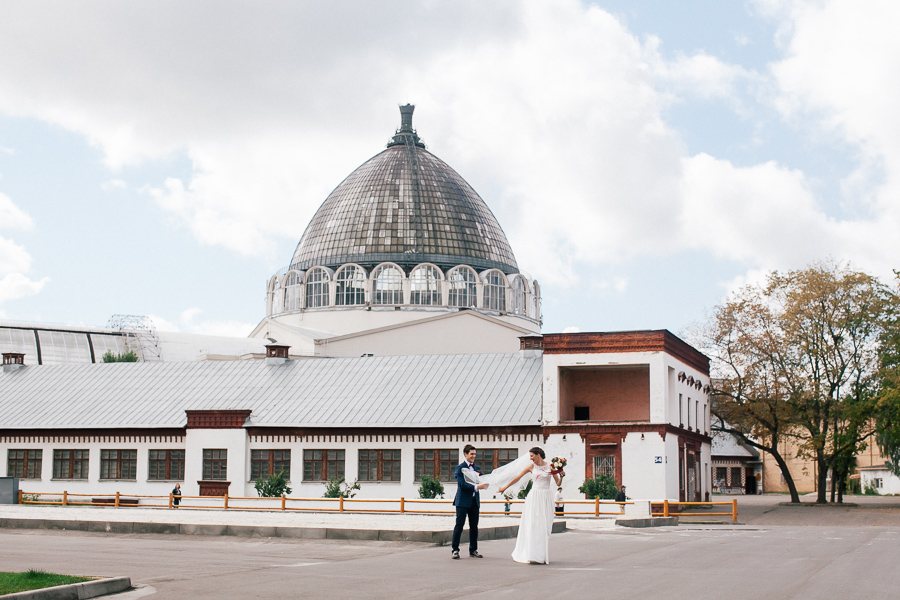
[816,450,829,503]
[770,449,801,503]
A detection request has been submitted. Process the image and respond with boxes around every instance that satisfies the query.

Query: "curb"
[615,517,678,528]
[0,517,566,545]
[1,576,131,600]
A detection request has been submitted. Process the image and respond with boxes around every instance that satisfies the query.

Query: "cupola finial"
[387,104,425,148]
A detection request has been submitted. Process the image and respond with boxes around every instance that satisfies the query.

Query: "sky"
[0,0,898,338]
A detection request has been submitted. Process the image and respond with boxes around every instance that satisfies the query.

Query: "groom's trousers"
[451,503,479,553]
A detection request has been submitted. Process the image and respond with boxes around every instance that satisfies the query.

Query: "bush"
[418,475,445,499]
[254,469,292,497]
[101,350,139,362]
[517,480,533,500]
[323,477,360,499]
[863,480,881,496]
[579,474,618,499]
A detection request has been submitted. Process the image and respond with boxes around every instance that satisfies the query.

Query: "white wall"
[621,431,668,499]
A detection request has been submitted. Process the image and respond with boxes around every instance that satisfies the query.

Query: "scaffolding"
[105,315,162,362]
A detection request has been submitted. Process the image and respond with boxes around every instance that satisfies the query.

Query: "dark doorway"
[745,467,757,495]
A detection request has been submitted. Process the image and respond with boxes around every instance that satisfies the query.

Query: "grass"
[0,569,93,595]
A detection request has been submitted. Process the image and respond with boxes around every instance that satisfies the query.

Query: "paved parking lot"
[3,520,900,599]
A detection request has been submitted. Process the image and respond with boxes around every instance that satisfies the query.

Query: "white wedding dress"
[511,462,555,564]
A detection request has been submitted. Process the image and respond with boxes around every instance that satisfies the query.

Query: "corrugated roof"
[0,353,542,430]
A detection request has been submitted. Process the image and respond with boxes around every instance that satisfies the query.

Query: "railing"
[651,499,738,522]
[17,490,736,521]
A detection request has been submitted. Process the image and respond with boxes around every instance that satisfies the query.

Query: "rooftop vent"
[265,344,291,366]
[2,352,25,372]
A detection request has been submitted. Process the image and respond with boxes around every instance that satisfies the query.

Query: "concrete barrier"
[1,576,131,600]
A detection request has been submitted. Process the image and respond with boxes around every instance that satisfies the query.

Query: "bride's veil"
[462,454,535,495]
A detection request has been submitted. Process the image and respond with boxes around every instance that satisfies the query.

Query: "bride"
[486,446,562,564]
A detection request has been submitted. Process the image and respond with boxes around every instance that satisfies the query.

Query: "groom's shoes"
[469,552,484,558]
[451,551,460,559]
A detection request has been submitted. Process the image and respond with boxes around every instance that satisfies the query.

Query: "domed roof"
[290,105,519,274]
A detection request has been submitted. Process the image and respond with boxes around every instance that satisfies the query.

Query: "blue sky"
[0,1,897,338]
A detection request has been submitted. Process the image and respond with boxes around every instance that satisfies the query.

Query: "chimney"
[265,344,291,366]
[2,352,25,372]
[518,335,543,359]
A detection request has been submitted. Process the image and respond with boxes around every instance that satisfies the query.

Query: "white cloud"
[562,326,581,333]
[101,179,127,191]
[0,192,33,230]
[171,306,255,338]
[0,272,49,303]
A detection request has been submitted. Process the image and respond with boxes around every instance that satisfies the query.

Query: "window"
[100,449,137,480]
[284,271,302,311]
[335,266,367,306]
[372,264,403,305]
[679,394,683,426]
[574,406,590,421]
[305,268,330,308]
[510,276,527,315]
[479,449,518,475]
[303,449,345,481]
[414,449,457,481]
[687,398,692,428]
[53,449,89,479]
[7,449,42,479]
[482,270,507,311]
[730,467,743,488]
[148,450,185,481]
[358,449,401,481]
[715,466,728,487]
[447,267,477,308]
[202,449,228,480]
[272,278,283,314]
[251,449,291,481]
[875,478,884,489]
[410,265,441,306]
[696,402,700,432]
[593,455,615,480]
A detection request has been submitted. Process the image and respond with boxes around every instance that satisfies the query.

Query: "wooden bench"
[91,497,140,506]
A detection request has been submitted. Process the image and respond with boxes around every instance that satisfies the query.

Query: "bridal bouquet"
[550,456,567,476]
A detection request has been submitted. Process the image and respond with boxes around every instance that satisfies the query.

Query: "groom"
[451,444,489,560]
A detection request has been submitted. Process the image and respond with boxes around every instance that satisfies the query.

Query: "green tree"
[101,350,139,362]
[254,469,292,497]
[578,474,617,499]
[876,272,900,476]
[417,475,444,499]
[323,477,360,499]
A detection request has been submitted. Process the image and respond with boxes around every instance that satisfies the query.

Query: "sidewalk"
[0,504,609,542]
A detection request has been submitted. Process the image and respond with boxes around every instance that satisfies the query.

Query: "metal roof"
[0,353,542,430]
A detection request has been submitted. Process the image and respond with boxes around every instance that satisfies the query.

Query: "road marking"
[271,562,326,567]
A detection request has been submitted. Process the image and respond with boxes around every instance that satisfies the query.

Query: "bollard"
[339,496,344,513]
[595,497,600,517]
[732,498,738,522]
[115,491,120,508]
[168,493,173,509]
[400,497,405,514]
[281,493,286,510]
[663,499,669,517]
[224,494,229,510]
[62,491,67,507]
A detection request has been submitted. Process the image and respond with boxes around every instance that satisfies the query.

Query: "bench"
[91,497,140,506]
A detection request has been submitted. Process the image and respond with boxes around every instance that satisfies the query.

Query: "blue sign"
[654,456,662,464]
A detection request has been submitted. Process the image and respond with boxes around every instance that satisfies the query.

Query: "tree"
[417,475,444,499]
[323,477,360,499]
[254,469,292,497]
[102,350,139,362]
[706,262,889,503]
[876,272,900,476]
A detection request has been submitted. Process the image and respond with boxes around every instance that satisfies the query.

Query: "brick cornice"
[543,422,712,444]
[186,410,252,429]
[542,330,710,376]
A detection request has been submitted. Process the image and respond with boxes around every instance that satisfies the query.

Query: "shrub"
[579,474,618,499]
[101,350,139,363]
[863,480,881,496]
[418,475,445,499]
[255,469,292,497]
[323,477,360,499]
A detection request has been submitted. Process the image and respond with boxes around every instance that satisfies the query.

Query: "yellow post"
[732,499,738,523]
[400,497,405,514]
[18,489,23,504]
[115,491,120,508]
[62,491,67,507]
[168,493,173,509]
[281,493,286,510]
[595,497,600,517]
[663,499,669,517]
[224,494,229,509]
[339,496,344,513]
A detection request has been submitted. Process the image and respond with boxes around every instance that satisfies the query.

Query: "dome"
[290,105,519,274]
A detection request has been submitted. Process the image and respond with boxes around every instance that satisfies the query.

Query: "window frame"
[148,449,185,481]
[202,449,228,481]
[447,267,477,308]
[7,449,42,479]
[409,265,441,306]
[100,449,138,480]
[372,264,404,305]
[334,265,367,306]
[52,449,89,480]
[304,267,330,308]
[303,449,345,481]
[482,270,507,312]
[357,449,402,482]
[250,449,292,481]
[414,449,457,482]
[479,448,518,475]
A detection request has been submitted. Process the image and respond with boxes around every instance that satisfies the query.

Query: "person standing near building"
[555,486,564,516]
[615,485,627,503]
[172,483,182,508]
[451,444,488,559]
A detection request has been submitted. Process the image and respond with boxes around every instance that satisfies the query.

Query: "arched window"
[273,278,284,314]
[483,270,507,312]
[447,267,477,308]
[335,265,367,306]
[284,271,302,311]
[410,265,441,306]
[305,268,330,308]
[372,264,403,305]
[510,275,527,315]
[531,280,541,320]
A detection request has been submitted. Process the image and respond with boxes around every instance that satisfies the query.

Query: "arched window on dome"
[510,275,527,316]
[447,266,477,308]
[284,270,302,311]
[305,268,330,308]
[372,264,404,305]
[531,280,541,320]
[410,265,442,306]
[482,270,508,312]
[272,277,284,314]
[335,265,367,306]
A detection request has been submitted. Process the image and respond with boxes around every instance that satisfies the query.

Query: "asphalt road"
[3,522,899,600]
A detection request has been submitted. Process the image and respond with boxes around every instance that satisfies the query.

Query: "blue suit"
[451,462,481,553]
